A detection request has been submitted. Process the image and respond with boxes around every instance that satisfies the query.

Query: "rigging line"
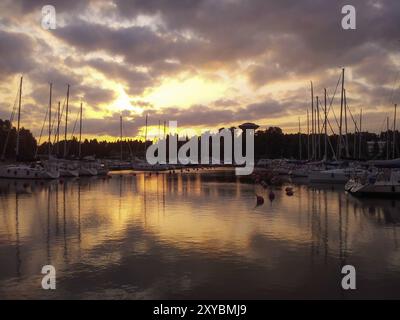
[317,73,342,147]
[326,72,342,127]
[326,90,341,129]
[1,87,19,159]
[319,116,337,161]
[122,126,134,158]
[378,116,387,135]
[49,97,65,138]
[346,104,360,133]
[70,110,80,141]
[66,110,80,155]
[304,71,341,160]
[35,108,49,158]
[327,89,349,153]
[310,111,337,161]
[313,99,338,160]
[325,91,340,133]
[51,96,67,147]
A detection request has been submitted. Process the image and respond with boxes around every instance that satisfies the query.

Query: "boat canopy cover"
[367,158,400,168]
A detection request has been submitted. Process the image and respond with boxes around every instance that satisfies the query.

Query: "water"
[0,169,399,299]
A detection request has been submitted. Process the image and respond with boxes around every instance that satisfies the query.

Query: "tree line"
[0,118,398,161]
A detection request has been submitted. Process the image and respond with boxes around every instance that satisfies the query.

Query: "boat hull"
[79,167,97,176]
[348,183,400,198]
[308,171,350,184]
[0,165,59,179]
[60,169,80,177]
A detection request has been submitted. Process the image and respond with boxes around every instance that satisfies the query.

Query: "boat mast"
[344,89,350,158]
[56,101,60,156]
[63,84,70,158]
[353,112,357,159]
[338,68,345,160]
[310,81,314,160]
[359,108,362,159]
[386,116,390,160]
[298,117,302,161]
[393,103,397,159]
[316,96,321,160]
[48,83,52,157]
[307,109,310,160]
[15,76,23,160]
[79,101,83,159]
[144,114,148,157]
[324,88,328,160]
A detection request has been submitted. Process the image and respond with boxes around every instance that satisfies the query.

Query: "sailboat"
[346,170,400,197]
[0,162,60,179]
[47,84,79,177]
[76,102,105,176]
[56,158,80,177]
[346,103,400,196]
[0,77,59,179]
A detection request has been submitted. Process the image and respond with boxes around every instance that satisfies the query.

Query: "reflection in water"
[0,170,399,299]
[15,193,21,278]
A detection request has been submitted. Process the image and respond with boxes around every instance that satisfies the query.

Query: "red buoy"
[268,190,275,202]
[256,194,264,206]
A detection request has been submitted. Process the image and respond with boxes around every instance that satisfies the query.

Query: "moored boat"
[0,163,59,179]
[346,170,400,197]
[308,168,365,184]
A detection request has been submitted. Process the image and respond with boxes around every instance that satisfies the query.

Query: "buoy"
[286,190,294,196]
[268,190,275,202]
[256,194,264,206]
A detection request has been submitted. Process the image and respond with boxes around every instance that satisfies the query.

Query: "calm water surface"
[0,169,399,299]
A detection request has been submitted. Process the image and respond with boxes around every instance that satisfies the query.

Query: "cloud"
[79,84,117,107]
[0,30,35,79]
[86,58,154,95]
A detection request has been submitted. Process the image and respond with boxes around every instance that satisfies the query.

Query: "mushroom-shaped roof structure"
[238,122,259,130]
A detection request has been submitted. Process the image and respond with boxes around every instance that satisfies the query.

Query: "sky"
[0,0,399,141]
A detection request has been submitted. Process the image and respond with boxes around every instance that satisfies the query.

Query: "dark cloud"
[50,0,400,88]
[0,30,35,79]
[54,20,186,65]
[5,0,89,14]
[79,84,116,107]
[140,98,295,128]
[86,58,154,95]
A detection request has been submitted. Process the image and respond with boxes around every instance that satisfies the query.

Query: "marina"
[0,0,400,302]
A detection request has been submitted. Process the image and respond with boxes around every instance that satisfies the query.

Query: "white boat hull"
[60,168,80,177]
[79,166,97,176]
[0,165,59,179]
